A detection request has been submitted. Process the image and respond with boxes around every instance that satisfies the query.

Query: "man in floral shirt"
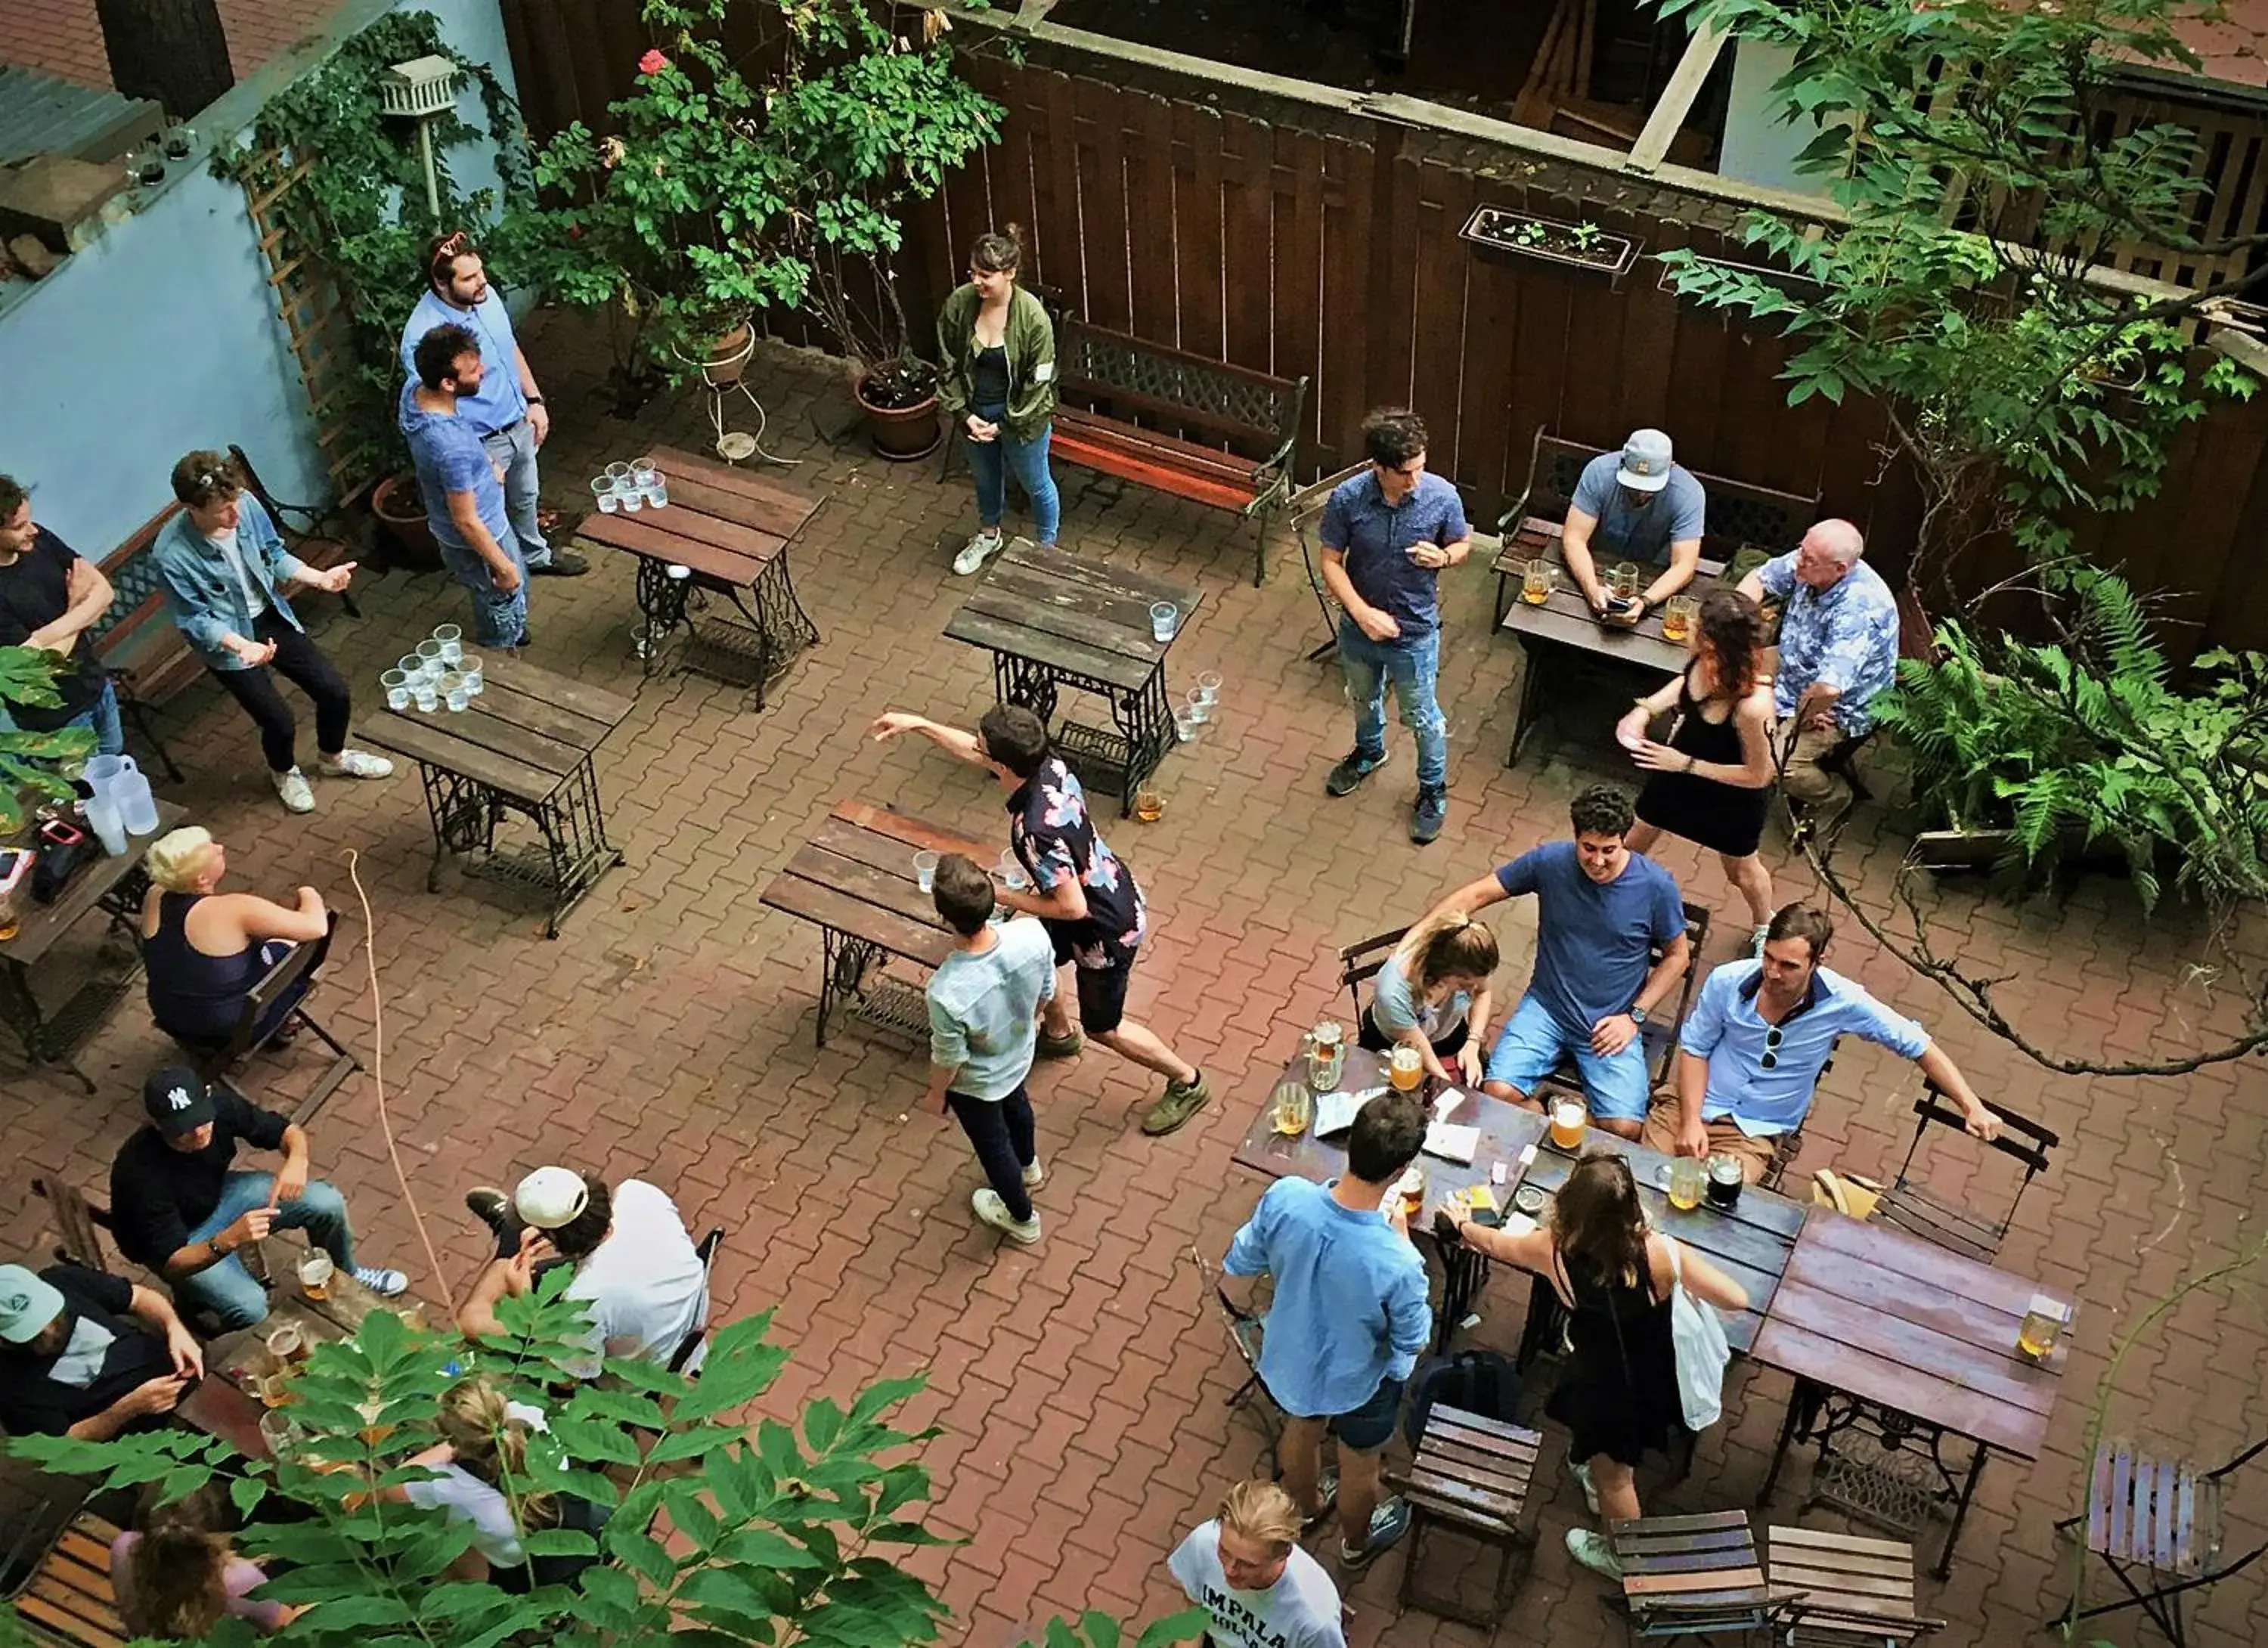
[869,705,1212,1135]
[1738,519,1901,810]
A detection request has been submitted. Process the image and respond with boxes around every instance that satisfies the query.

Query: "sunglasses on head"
[429,231,472,277]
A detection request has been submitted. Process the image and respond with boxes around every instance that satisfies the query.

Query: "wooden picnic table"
[575,443,825,710]
[0,799,186,1092]
[1749,1205,2073,1578]
[355,655,631,937]
[758,801,1008,1047]
[176,1262,401,1461]
[1496,520,1723,767]
[943,542,1202,816]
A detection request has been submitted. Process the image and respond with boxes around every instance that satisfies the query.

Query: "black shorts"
[1329,1374,1406,1453]
[1072,957,1133,1036]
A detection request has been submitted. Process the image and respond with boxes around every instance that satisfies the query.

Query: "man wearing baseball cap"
[456,1166,710,1377]
[1561,428,1706,624]
[0,1257,203,1437]
[108,1066,407,1330]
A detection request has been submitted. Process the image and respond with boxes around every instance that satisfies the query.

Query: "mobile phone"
[0,847,33,897]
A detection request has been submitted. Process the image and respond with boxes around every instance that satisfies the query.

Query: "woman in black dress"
[1442,1152,1747,1579]
[1616,586,1777,952]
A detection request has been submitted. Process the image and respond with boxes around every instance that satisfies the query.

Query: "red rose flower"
[639,48,668,75]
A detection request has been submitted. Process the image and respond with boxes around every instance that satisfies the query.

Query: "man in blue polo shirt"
[1224,1092,1430,1575]
[1647,903,2000,1181]
[398,231,586,579]
[1562,428,1705,622]
[1424,785,1690,1138]
[1317,407,1473,844]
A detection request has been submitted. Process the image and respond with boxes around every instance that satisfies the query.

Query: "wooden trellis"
[239,147,371,499]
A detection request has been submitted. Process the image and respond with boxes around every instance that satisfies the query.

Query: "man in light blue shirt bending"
[1224,1092,1430,1573]
[1644,903,2000,1182]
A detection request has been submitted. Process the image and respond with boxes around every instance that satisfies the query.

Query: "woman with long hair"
[392,1376,561,1584]
[140,826,327,1055]
[110,1480,293,1636]
[1441,1151,1746,1579]
[1615,585,1777,949]
[934,226,1062,575]
[1358,908,1498,1087]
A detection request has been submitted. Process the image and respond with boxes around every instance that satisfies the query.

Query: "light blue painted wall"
[0,0,528,557]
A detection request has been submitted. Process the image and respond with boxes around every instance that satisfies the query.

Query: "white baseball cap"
[514,1166,591,1228]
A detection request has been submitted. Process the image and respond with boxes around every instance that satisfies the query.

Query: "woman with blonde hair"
[110,1480,294,1636]
[1167,1479,1346,1648]
[1359,907,1498,1087]
[140,826,327,1055]
[392,1377,562,1586]
[1442,1151,1747,1581]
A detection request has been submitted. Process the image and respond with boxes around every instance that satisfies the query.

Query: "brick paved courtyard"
[7,312,2267,1646]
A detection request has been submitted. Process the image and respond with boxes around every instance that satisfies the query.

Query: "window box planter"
[1460,206,1641,279]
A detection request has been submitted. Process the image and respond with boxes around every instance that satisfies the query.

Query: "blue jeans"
[1485,992,1653,1120]
[0,679,125,757]
[1337,618,1447,788]
[968,405,1061,545]
[481,420,553,568]
[178,1171,355,1330]
[434,530,531,649]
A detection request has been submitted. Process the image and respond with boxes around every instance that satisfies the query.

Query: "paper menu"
[1312,1087,1377,1138]
[1422,1122,1479,1163]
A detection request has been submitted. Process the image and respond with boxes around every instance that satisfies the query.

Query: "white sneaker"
[1022,1160,1046,1190]
[1572,1459,1600,1514]
[272,767,315,813]
[953,529,1005,576]
[971,1188,1041,1244]
[321,748,394,779]
[1566,1526,1623,1580]
[1751,923,1771,958]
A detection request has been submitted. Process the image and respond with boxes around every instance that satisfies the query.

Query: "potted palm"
[537,2,1002,458]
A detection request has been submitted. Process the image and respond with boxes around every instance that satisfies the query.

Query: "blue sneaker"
[1325,748,1390,796]
[1411,785,1448,844]
[1339,1496,1412,1571]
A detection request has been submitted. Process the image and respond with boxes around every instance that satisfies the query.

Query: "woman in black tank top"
[139,826,329,1052]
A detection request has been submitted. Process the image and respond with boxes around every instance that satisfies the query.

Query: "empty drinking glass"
[912,850,940,892]
[1149,601,1179,642]
[592,475,621,514]
[381,669,410,711]
[618,480,645,513]
[416,638,445,673]
[411,680,439,712]
[1185,686,1211,725]
[459,654,484,696]
[1195,671,1222,708]
[439,671,470,711]
[434,624,463,666]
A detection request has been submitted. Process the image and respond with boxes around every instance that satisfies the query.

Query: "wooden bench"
[1610,1510,1777,1640]
[1766,1526,1943,1644]
[1488,427,1821,626]
[1049,318,1308,587]
[6,1511,125,1647]
[1396,1404,1541,1625]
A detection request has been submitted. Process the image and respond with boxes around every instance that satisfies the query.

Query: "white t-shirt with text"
[1167,1521,1345,1648]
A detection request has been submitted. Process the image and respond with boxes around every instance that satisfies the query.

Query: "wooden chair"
[1869,1082,2057,1265]
[185,912,360,1120]
[1336,923,1409,1026]
[227,444,361,620]
[1186,1250,1278,1440]
[1610,1510,1777,1640]
[1394,1404,1541,1625]
[1766,1526,1943,1644]
[30,1178,115,1273]
[3,1510,125,1647]
[2053,1435,2268,1648]
[665,1226,728,1375]
[1289,459,1367,660]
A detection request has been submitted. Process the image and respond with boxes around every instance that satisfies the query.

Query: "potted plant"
[1461,205,1642,280]
[537,2,1003,459]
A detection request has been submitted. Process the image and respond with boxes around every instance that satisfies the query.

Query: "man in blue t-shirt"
[401,324,529,649]
[1317,407,1473,845]
[1562,429,1706,624]
[1421,785,1690,1135]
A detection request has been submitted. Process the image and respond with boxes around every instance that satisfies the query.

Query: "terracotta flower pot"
[370,472,442,572]
[700,323,754,387]
[855,370,940,462]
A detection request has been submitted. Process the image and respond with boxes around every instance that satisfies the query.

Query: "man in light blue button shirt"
[1224,1093,1430,1572]
[1644,904,2000,1181]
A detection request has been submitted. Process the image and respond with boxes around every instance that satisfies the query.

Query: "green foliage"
[1656,0,2257,581]
[7,1275,1204,1648]
[0,644,95,832]
[1876,572,2268,910]
[534,0,1003,388]
[217,9,544,490]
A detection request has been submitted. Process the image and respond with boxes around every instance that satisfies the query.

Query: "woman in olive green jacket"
[935,230,1061,575]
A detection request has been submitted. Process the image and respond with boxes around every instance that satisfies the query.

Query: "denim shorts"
[1330,1374,1406,1453]
[1485,992,1652,1120]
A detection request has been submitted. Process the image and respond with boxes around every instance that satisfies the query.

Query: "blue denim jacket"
[152,494,310,671]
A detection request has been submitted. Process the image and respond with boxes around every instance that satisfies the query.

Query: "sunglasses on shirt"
[1758,1026,1785,1071]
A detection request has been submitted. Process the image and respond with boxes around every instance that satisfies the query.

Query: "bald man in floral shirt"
[1739,519,1901,809]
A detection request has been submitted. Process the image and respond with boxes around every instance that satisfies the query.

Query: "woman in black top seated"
[141,826,326,1054]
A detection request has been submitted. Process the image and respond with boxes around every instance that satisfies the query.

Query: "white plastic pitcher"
[84,790,129,856]
[81,754,127,800]
[112,760,160,835]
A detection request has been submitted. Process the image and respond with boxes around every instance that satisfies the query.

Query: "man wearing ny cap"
[108,1067,406,1330]
[457,1167,710,1377]
[1561,429,1706,622]
[0,1259,203,1438]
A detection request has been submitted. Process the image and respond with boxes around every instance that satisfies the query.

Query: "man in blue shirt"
[398,231,585,579]
[1737,519,1901,810]
[1646,903,2000,1181]
[1224,1092,1430,1573]
[1563,429,1706,622]
[1318,408,1473,844]
[1424,785,1690,1137]
[401,324,528,649]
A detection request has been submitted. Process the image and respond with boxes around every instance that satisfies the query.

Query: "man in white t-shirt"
[457,1166,711,1377]
[1167,1481,1346,1648]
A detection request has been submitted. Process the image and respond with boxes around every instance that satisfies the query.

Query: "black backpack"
[1403,1348,1523,1448]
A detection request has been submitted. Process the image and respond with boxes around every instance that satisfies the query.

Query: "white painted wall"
[1717,37,1839,198]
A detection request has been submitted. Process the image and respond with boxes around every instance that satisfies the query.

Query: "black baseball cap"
[143,1066,215,1136]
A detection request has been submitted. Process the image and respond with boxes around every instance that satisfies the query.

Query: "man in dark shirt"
[869,704,1212,1137]
[109,1066,407,1329]
[0,1260,201,1438]
[0,475,121,754]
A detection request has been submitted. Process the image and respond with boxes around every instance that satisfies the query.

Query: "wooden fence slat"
[1040,70,1089,321]
[1272,125,1327,457]
[1175,99,1228,364]
[1219,109,1275,373]
[1126,93,1180,346]
[1073,76,1132,333]
[1410,160,1474,479]
[1313,129,1375,472]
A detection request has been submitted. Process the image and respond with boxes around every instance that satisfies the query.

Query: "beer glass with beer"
[1271,1079,1312,1137]
[1666,1157,1706,1211]
[1388,1045,1424,1092]
[1548,1097,1586,1150]
[1662,594,1697,643]
[297,1249,333,1301]
[1521,559,1556,606]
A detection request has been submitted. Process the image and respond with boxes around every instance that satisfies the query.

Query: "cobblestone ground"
[7,313,2266,1647]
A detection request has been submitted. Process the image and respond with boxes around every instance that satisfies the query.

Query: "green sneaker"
[1036,1028,1085,1060]
[1140,1070,1210,1135]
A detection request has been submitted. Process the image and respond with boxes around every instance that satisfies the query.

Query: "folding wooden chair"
[1289,460,1367,661]
[666,1226,729,1375]
[2054,1435,2268,1648]
[1611,1510,1777,1641]
[2,1510,126,1647]
[1766,1526,1943,1643]
[1395,1405,1541,1625]
[1337,924,1410,1026]
[1186,1250,1279,1442]
[1870,1081,2058,1265]
[185,912,360,1121]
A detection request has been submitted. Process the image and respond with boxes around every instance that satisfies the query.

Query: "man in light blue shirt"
[1224,1092,1430,1573]
[1562,429,1706,621]
[1739,519,1901,808]
[924,853,1056,1246]
[401,326,527,649]
[398,231,585,578]
[1644,903,2000,1181]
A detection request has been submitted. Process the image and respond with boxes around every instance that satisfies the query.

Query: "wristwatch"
[1629,1005,1650,1025]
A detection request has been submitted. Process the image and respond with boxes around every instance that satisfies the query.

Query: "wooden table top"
[356,655,634,807]
[944,543,1205,695]
[178,1263,402,1460]
[0,800,186,968]
[758,800,1005,965]
[1497,521,1717,674]
[573,443,824,587]
[1748,1206,2071,1460]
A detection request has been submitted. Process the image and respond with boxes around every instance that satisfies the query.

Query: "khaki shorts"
[1639,1097,1779,1183]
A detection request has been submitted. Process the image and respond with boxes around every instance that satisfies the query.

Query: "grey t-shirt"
[1571,451,1706,565]
[927,918,1056,1100]
[1371,949,1471,1044]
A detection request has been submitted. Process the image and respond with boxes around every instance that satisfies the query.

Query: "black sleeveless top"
[1634,667,1771,857]
[144,892,262,1044]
